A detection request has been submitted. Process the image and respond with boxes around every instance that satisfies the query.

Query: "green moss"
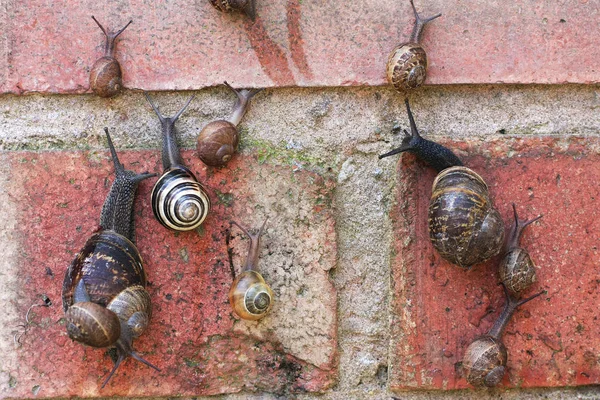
[215,190,234,207]
[239,137,329,172]
[183,357,200,368]
[8,375,16,388]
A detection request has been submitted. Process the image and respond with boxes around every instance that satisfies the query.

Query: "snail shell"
[62,231,146,309]
[499,249,536,298]
[229,270,274,321]
[151,167,211,231]
[463,336,507,387]
[196,120,239,167]
[210,0,256,19]
[429,166,505,268]
[90,57,122,98]
[65,301,122,348]
[387,43,427,90]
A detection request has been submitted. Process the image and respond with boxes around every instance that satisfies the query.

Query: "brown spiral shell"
[386,43,428,91]
[65,301,122,348]
[463,336,507,387]
[229,270,274,321]
[196,120,239,167]
[499,248,536,298]
[428,166,505,268]
[209,0,255,19]
[90,56,122,98]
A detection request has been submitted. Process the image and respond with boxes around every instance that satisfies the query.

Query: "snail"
[386,0,441,91]
[499,204,543,298]
[89,16,132,98]
[62,128,159,388]
[196,82,262,167]
[145,93,212,231]
[209,0,256,21]
[463,284,544,387]
[228,219,274,321]
[379,99,504,269]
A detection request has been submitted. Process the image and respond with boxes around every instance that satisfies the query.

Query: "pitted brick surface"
[390,136,600,390]
[0,149,337,397]
[1,0,599,93]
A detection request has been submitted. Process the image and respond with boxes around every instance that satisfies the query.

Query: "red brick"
[2,150,337,397]
[2,0,599,94]
[390,136,600,390]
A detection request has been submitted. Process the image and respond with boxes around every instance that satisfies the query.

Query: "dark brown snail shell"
[209,0,256,20]
[463,336,507,387]
[196,82,261,167]
[89,17,132,98]
[90,57,123,98]
[62,128,159,388]
[429,166,505,269]
[196,120,239,166]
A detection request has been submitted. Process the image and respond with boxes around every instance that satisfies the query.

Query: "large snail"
[499,204,543,298]
[89,16,132,98]
[462,285,544,387]
[196,82,261,167]
[209,0,256,20]
[145,93,211,231]
[379,99,505,269]
[228,219,274,321]
[386,0,441,91]
[62,128,159,388]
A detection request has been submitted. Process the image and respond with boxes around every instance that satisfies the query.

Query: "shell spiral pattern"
[151,167,211,231]
[386,43,428,91]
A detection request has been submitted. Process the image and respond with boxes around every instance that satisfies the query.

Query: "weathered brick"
[1,0,599,94]
[390,136,600,390]
[0,150,337,397]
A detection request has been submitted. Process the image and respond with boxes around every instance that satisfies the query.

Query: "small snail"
[196,82,262,167]
[62,128,159,388]
[463,285,544,387]
[228,219,274,321]
[209,0,256,20]
[386,0,441,91]
[89,16,132,98]
[145,93,211,231]
[379,99,504,269]
[499,204,543,298]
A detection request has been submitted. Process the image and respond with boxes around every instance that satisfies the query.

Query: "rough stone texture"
[1,0,600,94]
[0,150,337,397]
[390,136,600,391]
[1,86,600,400]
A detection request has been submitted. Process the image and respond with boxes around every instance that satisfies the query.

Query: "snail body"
[145,93,211,231]
[196,82,262,167]
[380,99,504,269]
[62,128,159,388]
[386,0,441,91]
[463,286,543,387]
[228,219,274,321]
[209,0,256,20]
[89,17,132,98]
[499,204,543,298]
